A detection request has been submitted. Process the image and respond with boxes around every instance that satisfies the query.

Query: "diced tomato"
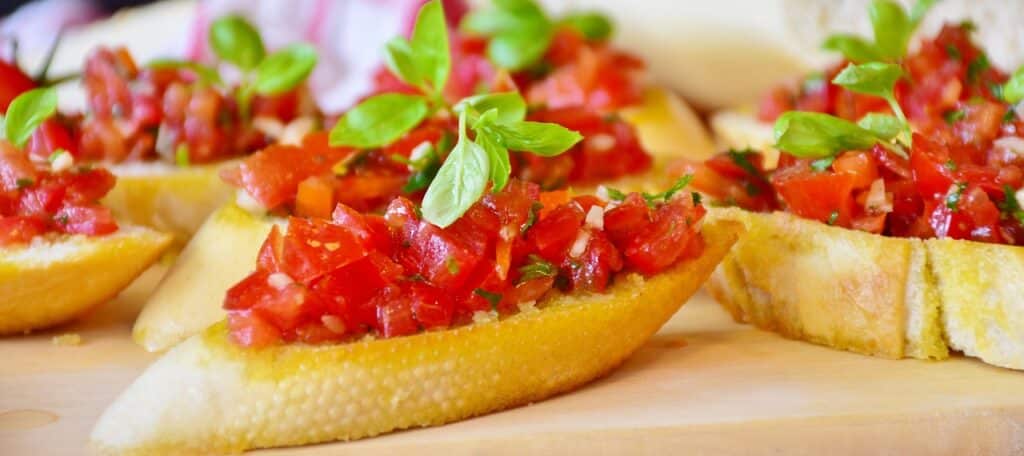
[773,162,857,226]
[832,151,878,189]
[0,142,38,192]
[0,60,36,113]
[406,281,454,330]
[620,199,704,276]
[527,201,585,261]
[54,205,118,235]
[281,217,370,284]
[373,285,419,338]
[0,216,46,246]
[227,309,282,348]
[26,119,78,161]
[256,226,285,272]
[295,176,335,219]
[565,229,622,291]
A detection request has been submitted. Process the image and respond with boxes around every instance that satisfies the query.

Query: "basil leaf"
[909,0,939,26]
[486,121,582,156]
[384,37,423,88]
[478,132,511,192]
[411,0,451,92]
[858,113,903,140]
[422,113,490,228]
[488,29,553,71]
[253,44,318,95]
[209,15,265,70]
[773,111,880,158]
[1004,66,1024,104]
[869,0,912,60]
[5,87,58,148]
[329,94,429,148]
[821,35,882,63]
[831,62,902,100]
[455,91,526,124]
[561,12,613,41]
[147,59,223,85]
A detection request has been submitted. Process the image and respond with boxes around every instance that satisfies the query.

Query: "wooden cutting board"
[3,266,1024,455]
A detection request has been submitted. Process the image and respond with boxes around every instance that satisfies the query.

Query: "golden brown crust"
[705,208,948,360]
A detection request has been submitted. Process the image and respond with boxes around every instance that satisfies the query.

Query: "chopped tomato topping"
[225,179,706,347]
[0,141,119,246]
[0,60,36,113]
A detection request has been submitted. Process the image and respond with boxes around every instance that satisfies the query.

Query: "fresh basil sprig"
[461,0,613,71]
[831,62,912,145]
[332,0,581,227]
[149,15,317,119]
[4,87,58,148]
[822,0,937,62]
[773,112,882,158]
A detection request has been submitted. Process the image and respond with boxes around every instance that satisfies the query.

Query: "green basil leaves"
[385,0,450,94]
[210,15,265,70]
[329,94,429,149]
[1004,66,1024,104]
[5,87,58,148]
[822,0,937,62]
[421,112,491,227]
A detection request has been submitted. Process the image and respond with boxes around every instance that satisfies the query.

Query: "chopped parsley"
[967,54,990,84]
[518,254,557,282]
[943,109,965,124]
[56,214,69,225]
[943,159,958,171]
[520,201,543,236]
[945,44,961,61]
[174,144,191,167]
[810,157,835,172]
[826,211,839,226]
[15,178,33,189]
[1004,107,1018,124]
[605,187,627,201]
[997,185,1024,223]
[691,192,702,206]
[642,174,693,205]
[727,148,765,179]
[945,182,968,211]
[474,289,502,310]
[445,257,460,274]
[960,20,977,33]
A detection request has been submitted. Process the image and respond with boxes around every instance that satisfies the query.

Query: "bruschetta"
[132,0,716,352]
[677,3,1024,369]
[0,88,172,334]
[93,167,740,452]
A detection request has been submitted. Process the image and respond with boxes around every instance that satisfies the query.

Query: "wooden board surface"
[3,266,1024,455]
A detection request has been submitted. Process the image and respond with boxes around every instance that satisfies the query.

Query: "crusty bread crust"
[708,207,1024,370]
[92,221,742,454]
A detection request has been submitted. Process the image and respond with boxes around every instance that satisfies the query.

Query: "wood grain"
[2,267,1023,455]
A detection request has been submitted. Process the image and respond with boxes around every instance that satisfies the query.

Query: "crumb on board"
[51,333,82,346]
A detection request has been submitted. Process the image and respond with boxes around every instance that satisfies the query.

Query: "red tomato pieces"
[0,142,118,246]
[225,179,707,347]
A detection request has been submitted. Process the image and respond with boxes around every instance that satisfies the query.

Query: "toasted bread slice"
[103,161,237,246]
[705,207,947,360]
[132,204,279,352]
[93,221,741,454]
[620,87,716,162]
[927,239,1024,370]
[708,108,779,166]
[0,226,173,335]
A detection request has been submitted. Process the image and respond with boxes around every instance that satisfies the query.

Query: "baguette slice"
[705,207,947,360]
[0,226,173,335]
[103,161,237,247]
[927,239,1024,370]
[93,220,741,454]
[132,203,279,352]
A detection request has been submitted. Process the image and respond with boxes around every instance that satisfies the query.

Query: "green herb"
[773,111,882,158]
[253,44,318,95]
[857,113,904,140]
[945,44,961,61]
[519,254,557,281]
[57,214,69,225]
[520,201,543,235]
[5,87,58,148]
[1004,107,1017,124]
[461,0,613,71]
[967,54,990,84]
[15,177,34,189]
[826,210,839,226]
[205,15,318,117]
[474,288,503,309]
[643,175,693,205]
[47,148,69,163]
[421,111,491,227]
[174,144,191,167]
[330,94,429,148]
[691,192,702,206]
[943,109,966,124]
[332,0,581,228]
[810,157,835,172]
[822,0,936,62]
[146,59,223,85]
[445,257,461,274]
[1003,66,1024,104]
[943,159,957,171]
[727,148,765,179]
[959,20,977,33]
[945,182,968,211]
[560,12,613,41]
[398,142,443,193]
[604,187,627,201]
[997,185,1024,223]
[832,62,911,146]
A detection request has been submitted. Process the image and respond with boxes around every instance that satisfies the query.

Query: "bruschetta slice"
[132,0,717,352]
[93,176,740,453]
[683,5,1024,370]
[0,88,172,334]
